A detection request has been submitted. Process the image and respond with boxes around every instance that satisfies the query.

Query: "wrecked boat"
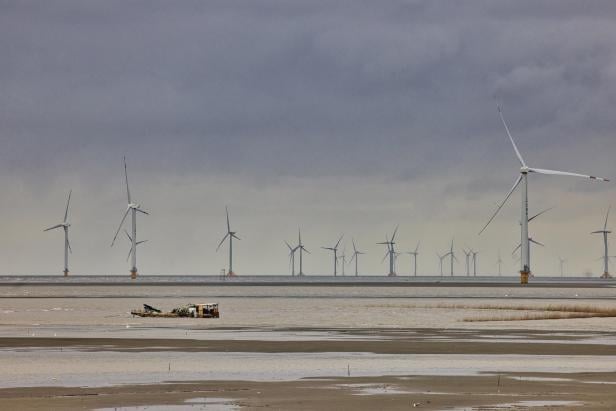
[131,303,219,318]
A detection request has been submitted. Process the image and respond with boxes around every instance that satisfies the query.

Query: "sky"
[1,1,615,276]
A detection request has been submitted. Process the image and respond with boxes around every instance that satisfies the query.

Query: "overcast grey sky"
[1,1,615,276]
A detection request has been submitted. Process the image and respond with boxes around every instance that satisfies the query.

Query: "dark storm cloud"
[1,1,615,275]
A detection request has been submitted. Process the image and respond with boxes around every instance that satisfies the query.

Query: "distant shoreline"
[0,275,613,287]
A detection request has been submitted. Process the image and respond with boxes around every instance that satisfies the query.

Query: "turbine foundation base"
[388,272,397,277]
[601,272,612,279]
[227,271,237,277]
[63,270,69,277]
[130,270,137,280]
[520,271,530,285]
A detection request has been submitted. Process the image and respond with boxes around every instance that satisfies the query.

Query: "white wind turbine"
[217,206,240,276]
[44,190,72,276]
[436,252,447,276]
[497,250,503,276]
[480,106,608,282]
[322,235,343,276]
[471,250,479,276]
[297,229,310,276]
[337,246,347,276]
[377,226,398,276]
[349,239,365,277]
[462,248,471,276]
[111,158,149,279]
[448,239,457,276]
[285,240,299,276]
[406,241,420,276]
[592,206,612,279]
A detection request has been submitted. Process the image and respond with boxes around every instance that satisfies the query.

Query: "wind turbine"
[285,240,298,276]
[479,106,608,283]
[44,190,72,276]
[558,256,566,277]
[471,250,479,276]
[349,239,365,276]
[448,239,457,276]
[592,206,612,279]
[497,250,503,276]
[322,235,343,276]
[462,249,471,276]
[111,158,149,279]
[216,206,240,276]
[337,246,347,276]
[406,242,420,276]
[125,230,148,262]
[297,229,310,276]
[377,226,398,276]
[436,252,447,276]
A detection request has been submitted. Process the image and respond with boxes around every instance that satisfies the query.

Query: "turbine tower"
[448,239,457,276]
[349,239,365,276]
[471,250,479,276]
[497,250,503,276]
[462,249,471,276]
[592,206,612,279]
[322,235,343,276]
[297,229,310,276]
[216,206,240,276]
[337,246,347,276]
[406,242,420,276]
[44,190,72,276]
[111,158,149,279]
[377,226,398,276]
[285,240,298,276]
[480,106,608,284]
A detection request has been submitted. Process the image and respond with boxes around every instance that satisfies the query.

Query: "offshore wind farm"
[3,3,616,411]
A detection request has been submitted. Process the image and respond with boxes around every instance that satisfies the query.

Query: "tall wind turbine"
[349,239,365,276]
[462,249,471,276]
[44,190,72,276]
[125,230,148,262]
[479,106,608,283]
[297,229,310,276]
[448,239,457,276]
[592,206,612,279]
[111,158,149,279]
[217,206,240,276]
[406,242,420,276]
[471,250,479,276]
[285,240,298,276]
[377,226,398,276]
[322,235,343,276]
[436,252,447,276]
[337,246,347,276]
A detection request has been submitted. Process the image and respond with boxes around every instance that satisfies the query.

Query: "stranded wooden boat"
[131,303,219,318]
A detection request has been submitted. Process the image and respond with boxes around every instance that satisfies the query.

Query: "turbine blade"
[414,241,420,253]
[126,247,132,262]
[391,225,399,242]
[232,233,241,240]
[335,235,343,250]
[382,251,389,263]
[528,167,609,182]
[285,241,293,251]
[137,240,148,245]
[67,239,72,254]
[124,156,131,204]
[111,208,131,247]
[498,105,526,167]
[44,224,63,232]
[352,239,357,254]
[605,206,611,230]
[530,238,545,247]
[512,244,521,255]
[591,230,605,234]
[528,207,554,222]
[216,233,229,251]
[226,206,231,232]
[124,229,132,242]
[303,247,311,254]
[136,208,149,215]
[64,190,72,223]
[479,174,523,235]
